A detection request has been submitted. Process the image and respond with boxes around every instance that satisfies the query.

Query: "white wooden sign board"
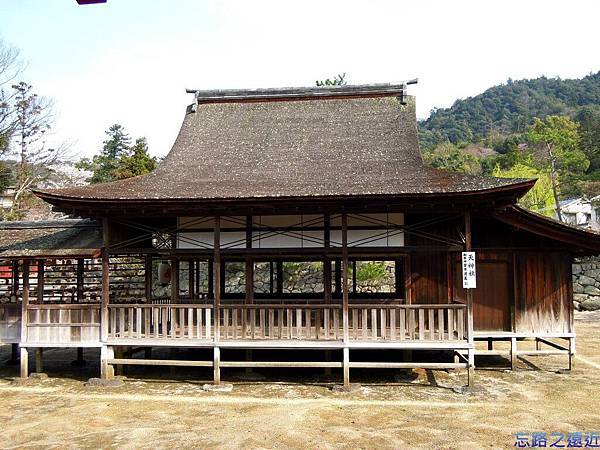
[462,251,477,289]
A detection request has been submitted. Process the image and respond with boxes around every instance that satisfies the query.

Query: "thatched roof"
[0,219,102,258]
[35,84,533,211]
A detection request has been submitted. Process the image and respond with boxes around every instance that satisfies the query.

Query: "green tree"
[76,124,157,183]
[316,73,347,87]
[493,163,554,215]
[527,116,588,221]
[115,137,156,179]
[575,106,600,173]
[422,142,481,174]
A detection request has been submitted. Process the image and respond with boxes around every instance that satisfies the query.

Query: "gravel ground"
[0,313,598,449]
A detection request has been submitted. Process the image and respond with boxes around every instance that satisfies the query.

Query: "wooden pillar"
[245,258,254,304]
[21,260,30,345]
[100,345,114,379]
[404,255,412,304]
[510,337,517,370]
[343,347,350,387]
[10,343,19,363]
[20,259,30,378]
[208,259,214,299]
[213,346,221,384]
[188,260,195,300]
[11,260,19,297]
[342,215,349,341]
[213,217,221,353]
[171,258,179,303]
[464,211,475,387]
[76,259,84,303]
[76,347,85,365]
[101,218,110,342]
[568,337,575,371]
[144,255,153,302]
[35,348,43,373]
[37,260,45,303]
[20,347,28,378]
[341,214,350,386]
[324,214,332,304]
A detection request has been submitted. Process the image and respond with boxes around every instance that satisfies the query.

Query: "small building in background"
[559,196,600,231]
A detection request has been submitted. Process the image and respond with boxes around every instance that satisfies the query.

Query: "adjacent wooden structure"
[1,83,598,386]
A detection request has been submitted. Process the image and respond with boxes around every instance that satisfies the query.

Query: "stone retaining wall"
[573,257,600,311]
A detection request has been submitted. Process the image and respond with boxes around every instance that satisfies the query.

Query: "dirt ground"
[0,313,599,449]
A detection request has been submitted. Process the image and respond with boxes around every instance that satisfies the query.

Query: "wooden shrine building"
[1,82,600,387]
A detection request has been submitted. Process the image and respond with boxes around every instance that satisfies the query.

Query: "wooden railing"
[0,303,21,342]
[348,304,468,341]
[26,304,101,345]
[105,302,468,343]
[219,304,342,340]
[107,304,213,340]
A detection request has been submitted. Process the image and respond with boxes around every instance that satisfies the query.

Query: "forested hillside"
[418,72,600,218]
[419,72,600,150]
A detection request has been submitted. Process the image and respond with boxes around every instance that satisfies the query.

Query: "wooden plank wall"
[454,252,512,331]
[514,252,572,334]
[410,252,448,304]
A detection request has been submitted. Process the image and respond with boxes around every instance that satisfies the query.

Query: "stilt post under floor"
[510,337,517,370]
[324,350,332,377]
[100,345,114,379]
[10,343,19,363]
[20,347,28,378]
[35,348,43,373]
[214,347,221,385]
[568,337,576,371]
[245,349,253,375]
[343,347,350,387]
[467,348,474,387]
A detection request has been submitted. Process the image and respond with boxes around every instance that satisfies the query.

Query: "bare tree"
[0,38,25,155]
[9,82,65,216]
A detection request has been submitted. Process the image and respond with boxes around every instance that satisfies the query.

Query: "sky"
[0,0,599,160]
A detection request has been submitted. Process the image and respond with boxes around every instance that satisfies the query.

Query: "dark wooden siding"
[514,252,572,333]
[454,252,512,331]
[410,252,448,304]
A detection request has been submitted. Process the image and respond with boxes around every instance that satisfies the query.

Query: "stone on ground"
[202,383,233,392]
